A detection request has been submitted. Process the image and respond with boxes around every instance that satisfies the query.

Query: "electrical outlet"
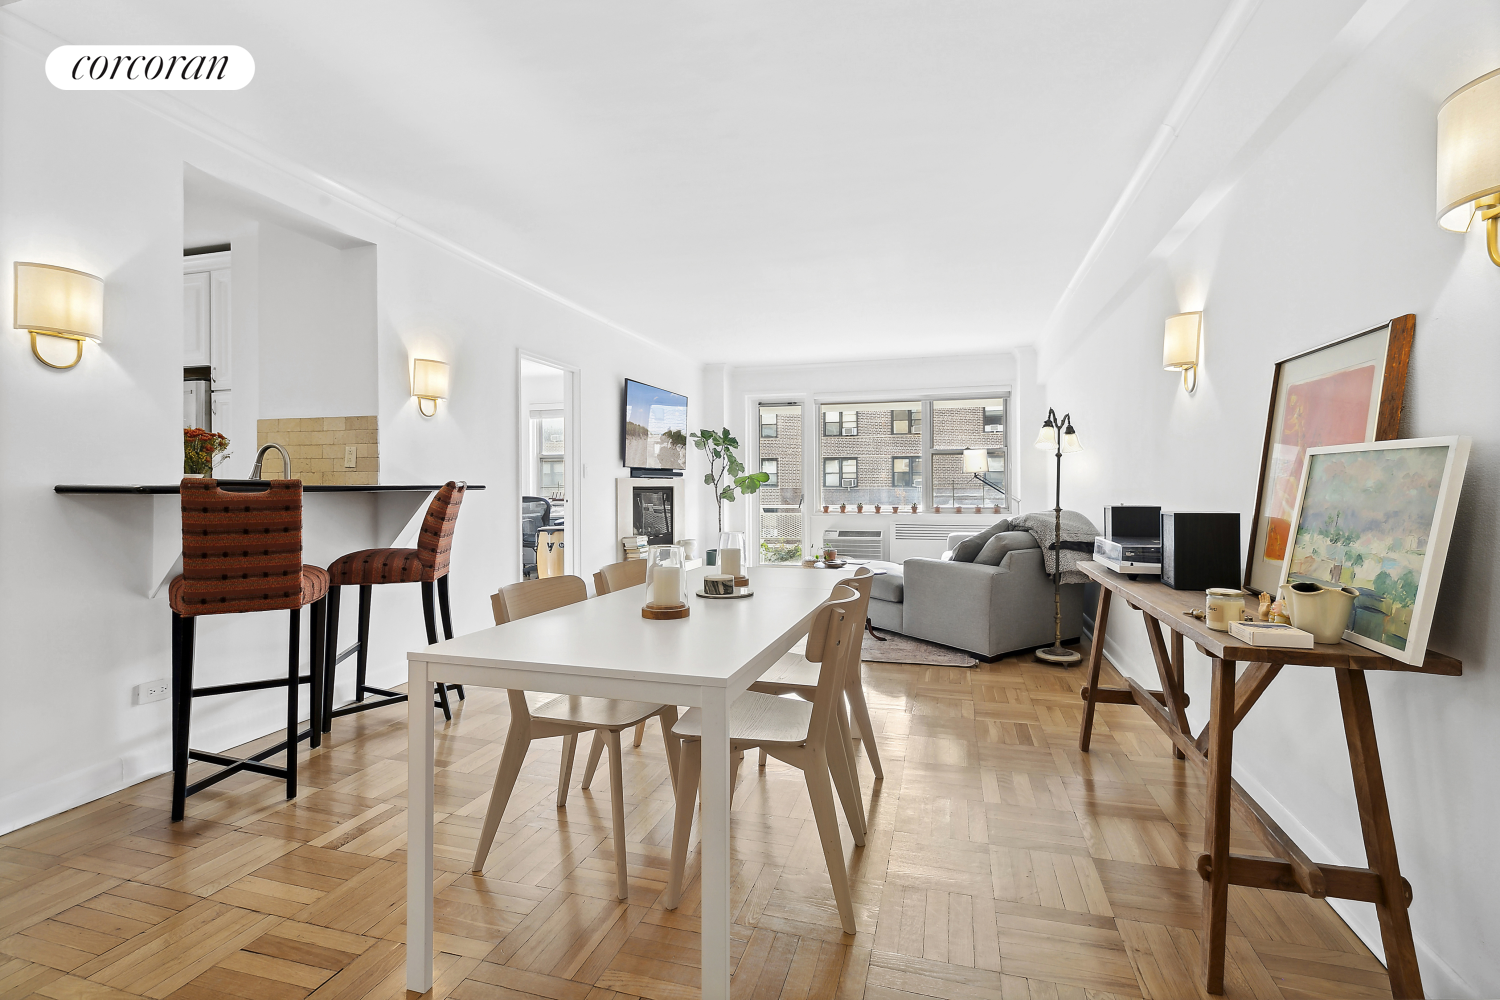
[344,445,357,469]
[133,679,170,705]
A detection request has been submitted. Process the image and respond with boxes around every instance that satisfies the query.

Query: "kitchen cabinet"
[182,251,231,389]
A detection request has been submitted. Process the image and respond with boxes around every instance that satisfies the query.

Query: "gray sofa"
[867,525,1083,661]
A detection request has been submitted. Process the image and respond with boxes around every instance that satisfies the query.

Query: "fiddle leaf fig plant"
[690,427,770,533]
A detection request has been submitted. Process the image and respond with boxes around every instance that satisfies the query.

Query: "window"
[757,403,804,563]
[824,458,857,489]
[984,404,1005,434]
[540,458,564,490]
[822,410,857,436]
[816,394,1009,508]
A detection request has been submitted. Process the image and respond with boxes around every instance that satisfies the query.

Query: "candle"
[704,574,734,596]
[651,565,682,607]
[1205,588,1243,632]
[720,547,741,576]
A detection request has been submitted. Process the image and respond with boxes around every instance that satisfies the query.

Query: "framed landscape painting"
[1244,315,1414,595]
[1279,436,1470,665]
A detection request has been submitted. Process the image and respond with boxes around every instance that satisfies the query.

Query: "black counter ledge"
[55,482,486,494]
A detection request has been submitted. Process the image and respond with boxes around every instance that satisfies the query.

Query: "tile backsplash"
[255,416,378,485]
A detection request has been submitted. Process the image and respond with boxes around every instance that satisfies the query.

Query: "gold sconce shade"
[1437,68,1500,265]
[13,262,104,369]
[1163,310,1201,392]
[412,358,449,416]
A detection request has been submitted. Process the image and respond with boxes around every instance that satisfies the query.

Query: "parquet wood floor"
[0,644,1394,999]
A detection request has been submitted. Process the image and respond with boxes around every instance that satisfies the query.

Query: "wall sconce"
[411,358,449,416]
[13,262,104,370]
[1437,68,1500,265]
[1163,311,1202,392]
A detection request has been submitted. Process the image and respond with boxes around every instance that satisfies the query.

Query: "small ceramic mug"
[703,574,735,596]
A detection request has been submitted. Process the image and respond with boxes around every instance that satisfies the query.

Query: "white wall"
[1034,2,1500,994]
[0,19,705,833]
[257,224,379,420]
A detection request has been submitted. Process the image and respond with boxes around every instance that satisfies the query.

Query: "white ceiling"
[15,0,1315,364]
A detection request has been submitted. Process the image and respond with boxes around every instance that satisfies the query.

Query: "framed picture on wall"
[1243,315,1415,595]
[1279,436,1469,665]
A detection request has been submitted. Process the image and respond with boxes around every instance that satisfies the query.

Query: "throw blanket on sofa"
[1012,510,1099,585]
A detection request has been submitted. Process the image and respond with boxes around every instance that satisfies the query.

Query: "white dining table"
[406,564,854,998]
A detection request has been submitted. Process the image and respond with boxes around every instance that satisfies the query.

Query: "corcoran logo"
[46,45,254,90]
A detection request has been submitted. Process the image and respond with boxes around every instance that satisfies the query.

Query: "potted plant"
[856,503,864,513]
[839,503,846,513]
[690,428,770,533]
[911,503,918,514]
[874,504,882,513]
[184,428,231,477]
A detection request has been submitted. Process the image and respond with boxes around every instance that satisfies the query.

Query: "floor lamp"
[1034,408,1082,666]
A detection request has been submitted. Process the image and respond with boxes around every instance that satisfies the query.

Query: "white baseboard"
[0,753,165,837]
[1081,623,1476,999]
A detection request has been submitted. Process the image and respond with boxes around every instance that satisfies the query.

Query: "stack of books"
[1229,620,1315,649]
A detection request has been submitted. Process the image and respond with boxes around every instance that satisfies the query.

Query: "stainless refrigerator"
[184,374,211,430]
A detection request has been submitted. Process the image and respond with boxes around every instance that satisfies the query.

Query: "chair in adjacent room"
[320,482,467,732]
[751,566,879,838]
[662,585,864,933]
[168,478,329,822]
[521,495,552,580]
[472,575,680,900]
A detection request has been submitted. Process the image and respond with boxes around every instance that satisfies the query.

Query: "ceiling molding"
[0,7,688,364]
[1037,0,1418,379]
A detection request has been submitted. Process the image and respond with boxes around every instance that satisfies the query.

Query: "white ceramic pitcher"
[1279,581,1357,644]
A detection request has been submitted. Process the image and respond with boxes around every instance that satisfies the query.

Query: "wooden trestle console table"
[1076,561,1459,1000]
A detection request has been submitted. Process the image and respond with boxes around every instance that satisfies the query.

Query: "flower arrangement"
[184,427,230,476]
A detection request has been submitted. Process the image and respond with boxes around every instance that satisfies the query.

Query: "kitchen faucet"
[250,442,292,480]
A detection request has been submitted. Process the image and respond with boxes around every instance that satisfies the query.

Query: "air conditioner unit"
[841,478,857,488]
[822,528,886,561]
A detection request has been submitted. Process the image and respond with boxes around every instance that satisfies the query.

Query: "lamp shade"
[962,448,988,473]
[1034,421,1057,451]
[1060,424,1082,454]
[1162,312,1201,371]
[14,262,103,341]
[1437,68,1500,232]
[411,359,449,399]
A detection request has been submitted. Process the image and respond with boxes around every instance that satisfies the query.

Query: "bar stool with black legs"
[321,481,467,731]
[169,478,329,823]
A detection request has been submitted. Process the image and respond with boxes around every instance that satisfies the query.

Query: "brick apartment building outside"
[754,400,1008,553]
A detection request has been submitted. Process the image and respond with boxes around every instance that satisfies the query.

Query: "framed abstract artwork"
[1279,436,1470,665]
[1244,315,1414,595]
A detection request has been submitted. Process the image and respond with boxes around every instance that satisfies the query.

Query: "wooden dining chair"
[592,558,653,750]
[473,575,680,900]
[750,567,876,841]
[663,585,865,934]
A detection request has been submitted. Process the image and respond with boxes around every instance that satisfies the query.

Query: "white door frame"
[516,350,581,580]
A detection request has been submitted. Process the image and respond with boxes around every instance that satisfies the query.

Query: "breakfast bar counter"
[55,482,485,597]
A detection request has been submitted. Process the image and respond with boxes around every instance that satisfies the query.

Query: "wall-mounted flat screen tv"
[623,379,688,471]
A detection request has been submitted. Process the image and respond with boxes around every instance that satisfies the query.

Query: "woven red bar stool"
[169,478,329,823]
[321,481,467,730]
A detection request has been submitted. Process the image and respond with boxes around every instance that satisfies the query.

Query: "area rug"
[861,629,978,667]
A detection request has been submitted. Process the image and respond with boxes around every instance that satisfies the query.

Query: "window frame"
[891,455,921,489]
[760,457,778,487]
[760,410,778,438]
[890,408,920,436]
[823,456,857,489]
[983,405,1005,434]
[822,410,857,437]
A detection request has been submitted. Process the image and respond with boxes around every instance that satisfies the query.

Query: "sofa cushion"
[974,530,1038,566]
[951,519,1011,562]
[871,572,904,603]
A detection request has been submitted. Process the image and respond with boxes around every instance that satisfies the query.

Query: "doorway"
[518,354,579,580]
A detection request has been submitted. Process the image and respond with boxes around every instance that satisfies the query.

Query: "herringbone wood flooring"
[0,644,1394,999]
